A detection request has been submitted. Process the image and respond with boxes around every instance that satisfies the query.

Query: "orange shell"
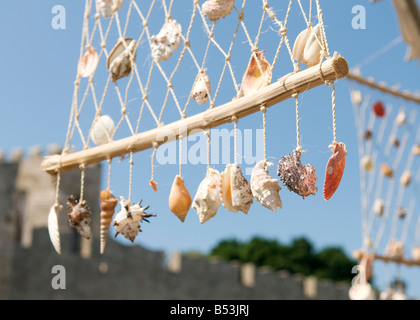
[241,50,272,96]
[149,180,158,192]
[380,163,393,178]
[168,175,192,222]
[323,142,346,201]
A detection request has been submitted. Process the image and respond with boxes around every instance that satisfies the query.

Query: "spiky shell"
[78,46,99,78]
[293,24,322,68]
[67,196,92,239]
[151,19,182,63]
[250,161,282,212]
[107,38,137,82]
[220,164,253,214]
[169,175,192,222]
[241,50,272,96]
[202,0,235,21]
[192,168,221,224]
[323,142,346,201]
[96,0,124,17]
[91,115,115,146]
[48,205,61,255]
[191,71,211,105]
[100,190,118,254]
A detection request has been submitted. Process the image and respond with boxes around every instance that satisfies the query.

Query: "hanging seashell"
[107,38,137,82]
[412,144,420,155]
[91,115,115,146]
[151,19,182,63]
[192,168,222,224]
[400,170,412,187]
[250,161,282,212]
[48,205,61,255]
[241,50,272,96]
[149,180,158,192]
[191,70,211,105]
[348,282,375,300]
[219,164,254,214]
[372,101,385,117]
[169,175,192,222]
[78,46,99,78]
[363,130,372,141]
[113,196,156,242]
[380,163,393,178]
[412,245,420,261]
[350,90,363,105]
[96,0,124,17]
[100,190,118,254]
[385,239,403,259]
[373,199,384,217]
[67,195,92,239]
[202,0,235,21]
[395,109,406,126]
[360,154,374,171]
[292,24,322,68]
[391,136,400,148]
[323,142,347,201]
[397,206,406,219]
[277,149,317,199]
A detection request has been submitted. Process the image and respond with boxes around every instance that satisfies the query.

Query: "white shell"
[400,170,412,187]
[151,19,182,63]
[202,0,235,21]
[395,109,406,126]
[349,283,375,300]
[107,38,137,82]
[351,90,362,105]
[293,24,322,68]
[373,199,384,217]
[48,205,61,255]
[91,115,115,145]
[250,161,282,212]
[192,168,221,224]
[96,0,123,17]
[191,71,211,105]
[220,164,254,214]
[360,154,374,171]
[412,245,420,261]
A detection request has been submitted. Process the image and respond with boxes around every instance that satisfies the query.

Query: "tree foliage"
[209,236,357,283]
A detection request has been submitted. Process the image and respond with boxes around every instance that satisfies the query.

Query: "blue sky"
[1,1,420,299]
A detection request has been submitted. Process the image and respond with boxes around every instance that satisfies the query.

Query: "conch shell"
[277,149,317,199]
[202,0,235,22]
[78,46,99,78]
[250,161,282,212]
[191,71,211,105]
[292,24,322,68]
[151,19,182,63]
[67,195,92,239]
[91,115,115,146]
[113,196,155,242]
[323,142,347,201]
[100,190,118,254]
[48,205,61,255]
[192,168,221,224]
[241,50,272,96]
[96,0,123,17]
[169,175,192,222]
[220,164,253,214]
[107,38,137,82]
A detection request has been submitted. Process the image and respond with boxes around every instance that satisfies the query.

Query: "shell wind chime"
[151,19,182,63]
[107,38,137,82]
[202,0,235,22]
[99,190,118,254]
[96,0,124,17]
[241,50,272,96]
[323,142,347,201]
[169,175,192,222]
[293,24,322,68]
[67,195,92,239]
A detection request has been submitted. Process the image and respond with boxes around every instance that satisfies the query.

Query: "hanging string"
[260,104,268,168]
[232,116,238,165]
[293,93,302,153]
[107,157,112,191]
[205,130,211,170]
[331,81,337,145]
[54,171,62,210]
[150,142,158,191]
[179,135,183,177]
[128,152,134,202]
[79,164,86,202]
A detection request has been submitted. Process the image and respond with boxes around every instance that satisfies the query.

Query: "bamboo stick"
[41,54,349,175]
[353,250,420,267]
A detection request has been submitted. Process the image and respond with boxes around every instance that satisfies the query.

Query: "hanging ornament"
[277,149,317,199]
[99,190,118,254]
[168,175,192,222]
[191,70,211,105]
[372,101,385,117]
[107,38,137,82]
[360,154,374,171]
[292,24,322,68]
[323,142,347,201]
[400,170,412,187]
[91,115,116,146]
[78,46,99,78]
[96,0,124,18]
[149,180,158,192]
[350,89,363,106]
[395,109,406,126]
[202,0,235,21]
[66,195,92,239]
[373,199,384,217]
[412,245,420,261]
[48,205,61,255]
[241,50,272,96]
[380,163,393,178]
[151,19,182,63]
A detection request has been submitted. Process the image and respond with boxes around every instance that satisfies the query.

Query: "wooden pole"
[41,54,349,175]
[353,250,420,267]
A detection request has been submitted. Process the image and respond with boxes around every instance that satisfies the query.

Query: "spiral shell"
[250,161,282,212]
[107,38,137,82]
[96,0,123,17]
[220,164,253,214]
[191,71,211,105]
[292,24,322,68]
[241,50,272,96]
[91,115,115,146]
[202,0,235,22]
[48,205,61,255]
[169,175,192,222]
[151,19,182,63]
[192,168,221,224]
[113,196,155,242]
[100,190,118,254]
[78,46,99,78]
[67,195,92,239]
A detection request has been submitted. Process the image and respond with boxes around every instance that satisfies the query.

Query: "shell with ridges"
[169,175,192,222]
[202,0,235,22]
[323,142,346,201]
[107,38,137,82]
[191,71,211,105]
[96,0,124,17]
[151,19,182,63]
[48,205,61,255]
[67,195,92,239]
[100,190,118,254]
[192,168,221,224]
[250,161,282,212]
[91,115,115,146]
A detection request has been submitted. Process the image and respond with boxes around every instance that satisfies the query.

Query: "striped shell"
[48,205,61,255]
[100,190,118,254]
[107,38,137,82]
[151,19,182,63]
[202,0,235,21]
[192,168,221,224]
[96,0,124,17]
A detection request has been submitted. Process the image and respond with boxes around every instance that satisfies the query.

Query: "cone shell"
[292,24,322,68]
[372,101,385,117]
[67,196,92,239]
[373,199,384,217]
[323,142,346,201]
[151,19,182,63]
[192,168,221,224]
[96,0,123,17]
[220,164,253,214]
[78,46,99,78]
[400,170,412,187]
[100,190,118,254]
[48,205,61,255]
[169,175,192,222]
[191,71,211,105]
[360,154,374,171]
[250,161,282,212]
[202,0,235,21]
[91,115,115,146]
[380,163,393,178]
[412,245,420,261]
[241,50,272,96]
[107,38,137,82]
